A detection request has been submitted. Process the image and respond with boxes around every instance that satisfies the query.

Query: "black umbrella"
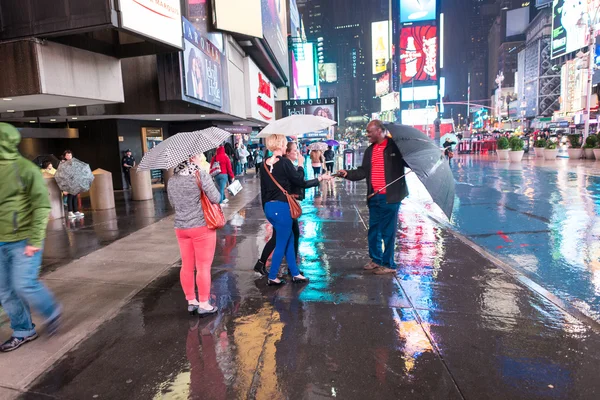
[385,123,455,219]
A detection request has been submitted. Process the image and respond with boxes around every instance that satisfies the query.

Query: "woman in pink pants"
[167,155,222,315]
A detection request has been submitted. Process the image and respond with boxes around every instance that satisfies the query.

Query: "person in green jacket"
[0,123,61,352]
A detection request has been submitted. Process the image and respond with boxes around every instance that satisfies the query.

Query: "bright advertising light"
[439,13,444,69]
[400,0,436,23]
[551,0,591,59]
[297,42,316,87]
[372,21,390,75]
[401,85,438,101]
[399,25,437,84]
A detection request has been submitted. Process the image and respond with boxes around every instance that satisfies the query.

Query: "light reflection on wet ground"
[446,156,600,322]
[23,173,600,399]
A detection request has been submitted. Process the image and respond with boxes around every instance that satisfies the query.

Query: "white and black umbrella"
[138,127,231,170]
[308,142,328,151]
[55,158,94,195]
[256,115,336,138]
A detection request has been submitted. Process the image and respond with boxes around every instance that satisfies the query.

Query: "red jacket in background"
[211,146,234,180]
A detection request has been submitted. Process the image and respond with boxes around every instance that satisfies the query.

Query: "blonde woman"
[260,135,311,286]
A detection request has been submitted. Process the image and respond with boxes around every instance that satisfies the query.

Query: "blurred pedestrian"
[443,138,456,163]
[254,148,264,177]
[122,149,135,189]
[0,123,61,352]
[41,160,56,176]
[210,146,234,204]
[239,144,250,175]
[310,149,325,177]
[260,135,311,285]
[60,150,84,219]
[324,145,335,173]
[168,155,221,315]
[254,142,329,276]
[338,120,408,275]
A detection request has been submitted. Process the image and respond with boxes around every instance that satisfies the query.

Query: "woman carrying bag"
[260,135,314,286]
[167,154,223,315]
[254,142,329,277]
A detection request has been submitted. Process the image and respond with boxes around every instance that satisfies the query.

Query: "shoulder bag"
[195,172,225,230]
[264,162,303,219]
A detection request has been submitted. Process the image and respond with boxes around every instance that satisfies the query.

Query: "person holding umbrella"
[57,150,91,219]
[324,145,335,173]
[337,120,408,275]
[138,127,232,315]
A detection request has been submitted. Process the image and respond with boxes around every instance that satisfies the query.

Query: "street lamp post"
[580,3,599,141]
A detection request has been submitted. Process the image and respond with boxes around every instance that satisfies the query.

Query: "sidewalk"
[11,178,600,399]
[0,175,261,400]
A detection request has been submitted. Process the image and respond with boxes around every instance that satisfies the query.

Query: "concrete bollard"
[163,168,174,191]
[43,174,64,220]
[130,166,153,201]
[89,169,115,210]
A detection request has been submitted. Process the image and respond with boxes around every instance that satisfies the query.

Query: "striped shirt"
[371,139,387,194]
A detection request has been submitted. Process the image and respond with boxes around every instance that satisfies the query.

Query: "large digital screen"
[506,7,530,37]
[182,18,223,108]
[281,97,338,122]
[401,108,437,125]
[401,85,438,101]
[262,0,289,79]
[297,42,316,87]
[376,72,391,97]
[551,0,589,59]
[213,0,262,38]
[399,25,437,84]
[318,63,338,83]
[400,0,436,23]
[372,21,390,75]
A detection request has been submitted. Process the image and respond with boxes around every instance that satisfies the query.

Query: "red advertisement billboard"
[399,25,437,84]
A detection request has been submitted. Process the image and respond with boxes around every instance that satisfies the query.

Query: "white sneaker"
[68,212,75,218]
[222,199,229,204]
[75,212,84,218]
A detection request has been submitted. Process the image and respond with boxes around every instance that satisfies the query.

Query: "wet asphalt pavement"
[22,177,600,399]
[42,190,172,273]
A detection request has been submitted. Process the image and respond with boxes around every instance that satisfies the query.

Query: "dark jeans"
[367,194,400,268]
[66,194,78,213]
[325,161,334,173]
[264,201,300,280]
[312,166,321,176]
[255,162,263,176]
[259,219,300,264]
[123,170,131,188]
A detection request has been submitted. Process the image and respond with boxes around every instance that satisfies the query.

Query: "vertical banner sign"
[372,21,390,75]
[399,25,437,84]
[183,18,223,107]
[245,57,275,122]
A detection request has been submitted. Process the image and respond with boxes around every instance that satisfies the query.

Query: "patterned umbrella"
[55,158,94,195]
[308,142,328,151]
[138,127,231,170]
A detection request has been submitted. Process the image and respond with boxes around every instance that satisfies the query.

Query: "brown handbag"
[264,162,303,219]
[195,172,226,230]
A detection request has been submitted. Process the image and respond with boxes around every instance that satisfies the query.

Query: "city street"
[4,172,598,400]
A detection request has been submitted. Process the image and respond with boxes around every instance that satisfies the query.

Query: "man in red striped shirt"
[338,120,408,275]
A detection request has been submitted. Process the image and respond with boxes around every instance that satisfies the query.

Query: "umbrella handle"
[367,170,414,200]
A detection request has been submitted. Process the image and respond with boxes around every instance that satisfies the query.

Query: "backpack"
[210,160,222,177]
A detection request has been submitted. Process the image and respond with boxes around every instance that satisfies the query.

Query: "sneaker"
[75,212,84,218]
[67,212,75,219]
[0,333,38,352]
[222,199,229,204]
[373,267,397,275]
[363,261,379,270]
[197,305,218,316]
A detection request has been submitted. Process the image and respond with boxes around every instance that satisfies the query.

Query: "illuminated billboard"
[281,97,338,122]
[213,0,262,38]
[262,0,289,79]
[399,25,437,84]
[400,0,436,23]
[297,42,316,87]
[376,72,391,97]
[401,108,437,125]
[372,21,390,75]
[318,63,338,83]
[551,0,590,59]
[401,85,438,101]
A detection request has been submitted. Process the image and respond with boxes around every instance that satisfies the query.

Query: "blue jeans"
[264,202,300,280]
[214,174,228,203]
[0,240,60,337]
[367,195,401,268]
